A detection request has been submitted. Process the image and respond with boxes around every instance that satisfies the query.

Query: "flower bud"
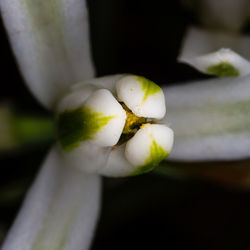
[56,75,174,177]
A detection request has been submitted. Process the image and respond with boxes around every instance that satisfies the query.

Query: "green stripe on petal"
[57,106,114,151]
[131,138,169,176]
[136,75,161,101]
[116,75,166,119]
[206,62,239,77]
[125,124,174,176]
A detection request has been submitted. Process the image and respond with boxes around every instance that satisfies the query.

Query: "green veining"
[22,0,63,44]
[22,0,75,82]
[136,76,161,101]
[131,137,169,176]
[206,62,239,77]
[57,106,114,151]
[170,99,250,139]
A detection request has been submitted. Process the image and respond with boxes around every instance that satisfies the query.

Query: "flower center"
[116,103,147,146]
[121,103,146,134]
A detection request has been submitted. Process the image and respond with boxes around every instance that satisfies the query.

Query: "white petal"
[58,141,111,174]
[164,75,250,161]
[56,75,126,113]
[2,146,101,250]
[116,75,166,119]
[0,0,95,109]
[125,124,174,174]
[183,0,250,31]
[56,84,98,113]
[183,48,250,77]
[72,74,124,94]
[56,89,126,150]
[98,144,136,177]
[179,27,250,76]
[83,89,127,146]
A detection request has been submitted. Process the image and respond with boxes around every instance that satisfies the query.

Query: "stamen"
[115,103,147,146]
[121,103,146,134]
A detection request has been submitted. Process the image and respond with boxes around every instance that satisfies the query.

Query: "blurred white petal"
[2,146,101,250]
[116,75,166,119]
[73,74,124,94]
[183,0,250,31]
[179,27,250,60]
[56,84,98,113]
[99,144,136,177]
[0,0,95,109]
[181,48,250,77]
[179,27,250,76]
[164,75,250,161]
[57,74,124,113]
[57,73,124,113]
[59,141,111,174]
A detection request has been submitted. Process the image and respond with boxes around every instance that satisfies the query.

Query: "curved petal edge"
[1,146,101,250]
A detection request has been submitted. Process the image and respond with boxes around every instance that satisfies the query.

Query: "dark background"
[1,0,250,249]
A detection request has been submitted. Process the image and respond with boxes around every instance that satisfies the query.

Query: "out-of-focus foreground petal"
[164,75,250,161]
[2,146,101,250]
[182,0,250,31]
[0,0,95,109]
[178,27,250,76]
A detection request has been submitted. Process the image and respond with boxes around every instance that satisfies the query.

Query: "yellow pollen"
[121,103,146,134]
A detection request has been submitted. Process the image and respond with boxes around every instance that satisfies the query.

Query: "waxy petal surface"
[116,75,166,119]
[125,124,174,174]
[84,89,127,147]
[165,75,250,161]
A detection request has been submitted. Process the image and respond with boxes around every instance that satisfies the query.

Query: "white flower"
[56,74,173,177]
[0,1,174,249]
[1,0,250,250]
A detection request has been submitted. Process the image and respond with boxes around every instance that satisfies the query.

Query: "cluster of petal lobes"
[56,74,174,177]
